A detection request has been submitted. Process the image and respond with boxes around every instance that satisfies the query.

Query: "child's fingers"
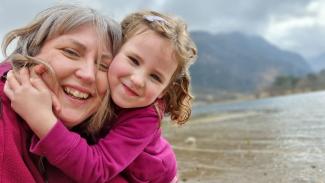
[51,92,61,114]
[30,76,61,113]
[30,76,48,91]
[3,81,14,100]
[30,65,48,90]
[19,67,31,85]
[6,70,21,90]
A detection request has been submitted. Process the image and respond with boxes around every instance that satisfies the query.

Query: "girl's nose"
[130,72,145,88]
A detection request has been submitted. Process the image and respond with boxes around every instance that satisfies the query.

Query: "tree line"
[260,69,325,96]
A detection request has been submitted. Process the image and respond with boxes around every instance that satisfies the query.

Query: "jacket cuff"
[29,121,79,163]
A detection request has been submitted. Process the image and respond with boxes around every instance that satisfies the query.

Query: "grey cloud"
[159,0,311,33]
[279,25,325,58]
[0,0,324,59]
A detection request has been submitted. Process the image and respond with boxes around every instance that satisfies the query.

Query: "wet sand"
[163,110,325,183]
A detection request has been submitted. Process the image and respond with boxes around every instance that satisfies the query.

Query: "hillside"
[190,31,312,96]
[309,53,325,72]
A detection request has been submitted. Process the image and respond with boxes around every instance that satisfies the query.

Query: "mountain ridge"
[189,31,312,94]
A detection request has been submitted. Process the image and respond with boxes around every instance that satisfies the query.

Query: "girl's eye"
[129,56,139,66]
[62,48,80,58]
[150,74,162,83]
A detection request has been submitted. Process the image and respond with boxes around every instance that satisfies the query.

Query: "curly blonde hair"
[121,10,197,124]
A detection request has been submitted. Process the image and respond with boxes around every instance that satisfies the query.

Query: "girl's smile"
[108,29,177,108]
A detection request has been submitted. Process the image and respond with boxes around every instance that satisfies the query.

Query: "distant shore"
[193,89,325,107]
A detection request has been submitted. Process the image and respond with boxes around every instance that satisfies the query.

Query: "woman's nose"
[75,60,96,83]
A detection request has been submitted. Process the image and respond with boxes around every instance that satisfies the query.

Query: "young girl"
[6,10,197,183]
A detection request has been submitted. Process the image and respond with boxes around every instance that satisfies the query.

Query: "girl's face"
[108,30,178,108]
[36,24,112,128]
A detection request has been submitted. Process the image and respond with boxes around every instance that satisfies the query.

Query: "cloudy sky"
[1,0,324,60]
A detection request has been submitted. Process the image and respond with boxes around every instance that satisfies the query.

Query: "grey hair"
[2,4,123,135]
[2,4,122,58]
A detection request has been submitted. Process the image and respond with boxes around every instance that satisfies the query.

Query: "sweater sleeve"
[30,107,159,183]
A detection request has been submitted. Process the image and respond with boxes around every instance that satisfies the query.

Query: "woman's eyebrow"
[63,38,87,51]
[101,53,113,60]
[62,38,113,60]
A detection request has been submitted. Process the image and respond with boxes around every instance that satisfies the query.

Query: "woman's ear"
[33,64,48,75]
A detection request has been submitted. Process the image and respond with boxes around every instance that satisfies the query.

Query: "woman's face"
[35,24,112,128]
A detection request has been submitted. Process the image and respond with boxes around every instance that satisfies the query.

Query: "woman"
[0,4,123,183]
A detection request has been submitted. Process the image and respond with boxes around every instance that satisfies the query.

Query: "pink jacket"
[0,62,127,183]
[0,62,44,183]
[31,105,177,183]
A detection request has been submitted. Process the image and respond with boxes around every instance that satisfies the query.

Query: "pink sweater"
[0,62,127,183]
[31,106,177,183]
[0,62,44,183]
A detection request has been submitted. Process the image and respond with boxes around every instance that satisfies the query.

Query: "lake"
[164,91,325,183]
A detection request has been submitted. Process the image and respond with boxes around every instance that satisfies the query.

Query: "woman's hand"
[4,66,60,138]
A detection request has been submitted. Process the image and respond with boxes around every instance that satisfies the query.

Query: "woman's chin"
[56,111,87,128]
[61,118,82,128]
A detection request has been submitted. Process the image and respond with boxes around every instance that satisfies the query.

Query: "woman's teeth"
[64,87,89,99]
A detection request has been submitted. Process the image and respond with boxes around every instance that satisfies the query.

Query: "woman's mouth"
[63,86,90,100]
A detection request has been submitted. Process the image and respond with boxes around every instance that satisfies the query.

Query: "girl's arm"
[4,67,58,138]
[5,67,160,183]
[31,108,159,183]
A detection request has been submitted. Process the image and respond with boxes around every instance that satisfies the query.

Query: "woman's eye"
[98,63,109,71]
[151,74,162,83]
[62,48,80,57]
[95,59,109,72]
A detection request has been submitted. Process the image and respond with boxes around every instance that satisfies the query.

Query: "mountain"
[308,53,325,72]
[189,31,312,94]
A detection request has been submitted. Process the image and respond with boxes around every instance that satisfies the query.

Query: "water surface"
[164,91,325,183]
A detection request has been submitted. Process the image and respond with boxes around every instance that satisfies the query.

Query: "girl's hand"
[4,67,59,138]
[33,64,61,113]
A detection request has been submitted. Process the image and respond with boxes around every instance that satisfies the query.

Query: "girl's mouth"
[122,83,139,97]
